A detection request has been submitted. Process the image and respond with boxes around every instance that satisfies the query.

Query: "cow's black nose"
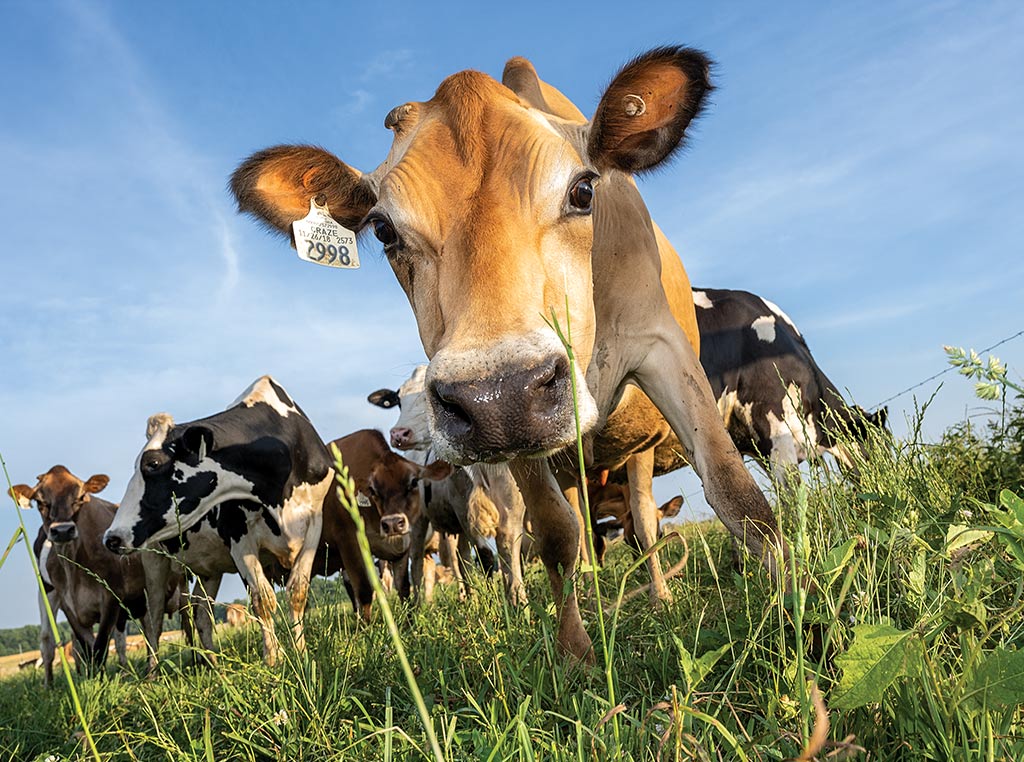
[429,355,571,461]
[380,515,408,537]
[49,523,78,544]
[104,534,123,553]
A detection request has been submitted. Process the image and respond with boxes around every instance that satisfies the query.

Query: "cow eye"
[409,477,420,491]
[568,175,595,213]
[371,218,398,247]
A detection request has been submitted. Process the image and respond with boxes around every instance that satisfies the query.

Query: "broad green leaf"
[945,525,993,555]
[965,648,1024,709]
[999,490,1024,528]
[831,624,923,710]
[819,537,858,587]
[674,637,732,690]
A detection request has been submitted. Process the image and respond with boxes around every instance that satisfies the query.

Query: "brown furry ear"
[82,474,109,494]
[659,495,684,520]
[10,484,35,509]
[421,460,454,482]
[230,145,377,238]
[588,46,713,173]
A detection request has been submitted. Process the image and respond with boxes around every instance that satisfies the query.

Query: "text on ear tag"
[292,198,360,269]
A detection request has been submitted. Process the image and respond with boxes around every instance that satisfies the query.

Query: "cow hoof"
[557,622,595,665]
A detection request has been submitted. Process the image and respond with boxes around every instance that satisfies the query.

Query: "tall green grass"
[2,389,1023,760]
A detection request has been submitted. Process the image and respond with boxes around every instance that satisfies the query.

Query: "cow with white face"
[232,48,786,660]
[104,376,332,666]
[368,365,528,604]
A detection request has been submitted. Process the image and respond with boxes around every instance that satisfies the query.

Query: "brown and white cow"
[11,466,182,684]
[232,47,785,659]
[368,365,528,604]
[322,429,452,604]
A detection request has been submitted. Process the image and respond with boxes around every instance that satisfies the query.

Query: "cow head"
[357,453,452,554]
[367,365,431,451]
[11,466,109,545]
[104,412,262,554]
[233,47,712,464]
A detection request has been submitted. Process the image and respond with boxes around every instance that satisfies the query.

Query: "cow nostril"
[104,534,122,553]
[431,382,474,434]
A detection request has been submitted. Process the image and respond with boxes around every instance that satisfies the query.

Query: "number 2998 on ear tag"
[292,198,360,269]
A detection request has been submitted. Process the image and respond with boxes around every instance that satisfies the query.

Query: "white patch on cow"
[766,384,817,473]
[38,540,52,585]
[270,469,332,564]
[108,420,172,545]
[232,375,297,418]
[761,298,801,337]
[717,389,756,440]
[392,365,432,454]
[751,315,776,343]
[692,290,713,309]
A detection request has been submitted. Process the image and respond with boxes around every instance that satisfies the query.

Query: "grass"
[2,394,1024,760]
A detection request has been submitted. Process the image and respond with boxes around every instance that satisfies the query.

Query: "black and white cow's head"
[103,376,301,554]
[367,365,431,451]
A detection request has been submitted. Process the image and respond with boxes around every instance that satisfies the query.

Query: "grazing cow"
[11,467,151,685]
[103,376,332,666]
[232,47,787,660]
[586,479,684,565]
[691,288,886,484]
[321,429,451,606]
[368,366,528,604]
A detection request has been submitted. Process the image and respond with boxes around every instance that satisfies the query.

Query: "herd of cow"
[9,46,886,682]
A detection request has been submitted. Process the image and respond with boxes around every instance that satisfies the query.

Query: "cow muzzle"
[103,529,133,555]
[380,514,409,537]
[48,522,78,544]
[428,354,573,462]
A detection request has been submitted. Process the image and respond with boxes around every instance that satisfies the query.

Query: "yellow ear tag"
[292,197,360,269]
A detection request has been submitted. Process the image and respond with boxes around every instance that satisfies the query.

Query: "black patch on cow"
[129,381,331,551]
[131,470,218,548]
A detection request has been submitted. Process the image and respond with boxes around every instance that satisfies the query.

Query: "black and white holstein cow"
[691,288,887,486]
[104,376,333,667]
[368,365,528,605]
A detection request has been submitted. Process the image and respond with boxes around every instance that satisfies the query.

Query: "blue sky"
[1,0,1021,628]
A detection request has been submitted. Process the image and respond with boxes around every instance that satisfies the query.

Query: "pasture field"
[1,398,1023,761]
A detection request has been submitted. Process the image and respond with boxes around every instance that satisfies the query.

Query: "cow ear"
[367,389,401,409]
[181,426,215,461]
[587,46,713,173]
[231,145,378,239]
[9,484,35,510]
[502,57,586,122]
[659,495,684,519]
[82,474,109,494]
[421,460,454,482]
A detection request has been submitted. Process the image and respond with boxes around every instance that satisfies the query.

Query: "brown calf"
[13,467,149,684]
[319,429,451,611]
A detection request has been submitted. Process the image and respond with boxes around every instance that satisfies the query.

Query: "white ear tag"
[356,492,372,508]
[292,197,360,269]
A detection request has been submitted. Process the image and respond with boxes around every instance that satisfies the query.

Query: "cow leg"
[636,333,786,578]
[190,574,222,667]
[141,553,170,674]
[497,488,528,606]
[422,549,437,603]
[377,562,394,593]
[38,589,58,687]
[454,533,473,600]
[337,542,373,621]
[768,440,802,495]
[555,472,593,571]
[113,612,128,667]
[234,548,280,666]
[393,553,412,599]
[408,515,431,601]
[284,511,323,653]
[509,459,592,662]
[626,449,672,604]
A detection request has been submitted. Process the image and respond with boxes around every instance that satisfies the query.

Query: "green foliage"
[1,383,1023,759]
